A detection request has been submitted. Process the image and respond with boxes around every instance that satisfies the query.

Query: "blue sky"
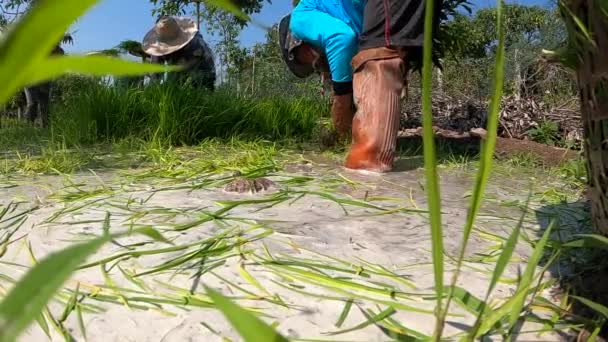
[65,0,553,54]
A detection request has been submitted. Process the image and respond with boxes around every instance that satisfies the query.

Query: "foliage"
[444,5,564,59]
[149,0,268,26]
[527,119,561,146]
[50,81,324,146]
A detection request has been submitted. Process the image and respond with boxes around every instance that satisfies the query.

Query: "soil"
[398,127,581,167]
[2,156,575,341]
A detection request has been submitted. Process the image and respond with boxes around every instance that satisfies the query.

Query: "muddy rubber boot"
[345,48,406,172]
[331,93,355,140]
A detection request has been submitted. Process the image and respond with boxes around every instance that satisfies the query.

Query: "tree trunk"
[436,64,444,94]
[195,1,201,30]
[563,0,608,233]
[514,48,522,101]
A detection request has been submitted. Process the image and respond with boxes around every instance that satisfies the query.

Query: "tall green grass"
[51,80,325,146]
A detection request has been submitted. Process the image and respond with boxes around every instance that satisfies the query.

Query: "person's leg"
[24,86,39,124]
[39,84,51,128]
[345,0,426,172]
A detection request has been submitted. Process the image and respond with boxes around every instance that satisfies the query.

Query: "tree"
[149,0,269,28]
[205,11,241,85]
[555,0,608,233]
[0,0,74,44]
[443,5,567,98]
[0,0,30,24]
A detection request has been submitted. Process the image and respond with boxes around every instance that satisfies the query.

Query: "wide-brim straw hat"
[279,14,314,79]
[143,16,198,57]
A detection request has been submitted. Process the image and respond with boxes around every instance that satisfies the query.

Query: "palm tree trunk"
[562,0,608,233]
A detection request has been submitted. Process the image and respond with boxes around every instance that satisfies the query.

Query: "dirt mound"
[398,127,580,167]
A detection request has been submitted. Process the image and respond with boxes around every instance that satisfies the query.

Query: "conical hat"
[143,16,198,57]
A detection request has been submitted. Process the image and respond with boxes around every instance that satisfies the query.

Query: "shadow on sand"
[534,198,608,341]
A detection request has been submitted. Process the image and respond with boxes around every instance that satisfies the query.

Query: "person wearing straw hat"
[143,16,216,91]
[281,0,439,173]
[279,1,364,141]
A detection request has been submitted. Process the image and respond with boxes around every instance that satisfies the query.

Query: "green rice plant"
[206,286,289,342]
[51,82,325,147]
[420,0,445,337]
[0,118,49,151]
[437,0,506,336]
[0,224,169,342]
[10,142,93,175]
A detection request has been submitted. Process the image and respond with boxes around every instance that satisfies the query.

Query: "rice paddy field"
[1,1,603,337]
[0,127,592,341]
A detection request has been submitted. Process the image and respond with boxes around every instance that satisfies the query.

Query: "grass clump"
[52,80,326,146]
[527,119,561,146]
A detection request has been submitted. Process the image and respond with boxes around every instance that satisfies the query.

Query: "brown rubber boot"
[345,48,407,172]
[331,92,355,140]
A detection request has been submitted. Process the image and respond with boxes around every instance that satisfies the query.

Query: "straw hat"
[143,16,198,57]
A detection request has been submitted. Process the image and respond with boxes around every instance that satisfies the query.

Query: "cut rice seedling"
[323,305,396,336]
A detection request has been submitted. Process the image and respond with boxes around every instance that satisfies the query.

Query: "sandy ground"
[0,156,577,342]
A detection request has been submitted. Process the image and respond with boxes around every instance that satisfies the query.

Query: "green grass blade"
[264,264,413,301]
[475,223,554,338]
[23,55,176,87]
[508,222,554,328]
[59,283,80,322]
[440,0,506,334]
[135,226,173,245]
[571,296,608,319]
[325,306,396,336]
[563,234,608,249]
[475,288,527,337]
[335,299,354,328]
[468,196,529,338]
[420,0,444,333]
[76,303,87,341]
[0,236,108,342]
[238,262,269,295]
[0,0,99,103]
[446,286,486,316]
[205,286,289,342]
[34,313,51,339]
[205,0,250,22]
[383,315,430,340]
[487,197,528,294]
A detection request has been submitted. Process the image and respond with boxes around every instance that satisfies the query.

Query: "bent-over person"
[143,16,216,91]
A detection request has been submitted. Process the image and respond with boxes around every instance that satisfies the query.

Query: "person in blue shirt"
[281,0,437,173]
[279,0,364,140]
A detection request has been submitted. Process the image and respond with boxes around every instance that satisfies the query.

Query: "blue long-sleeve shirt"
[290,0,365,83]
